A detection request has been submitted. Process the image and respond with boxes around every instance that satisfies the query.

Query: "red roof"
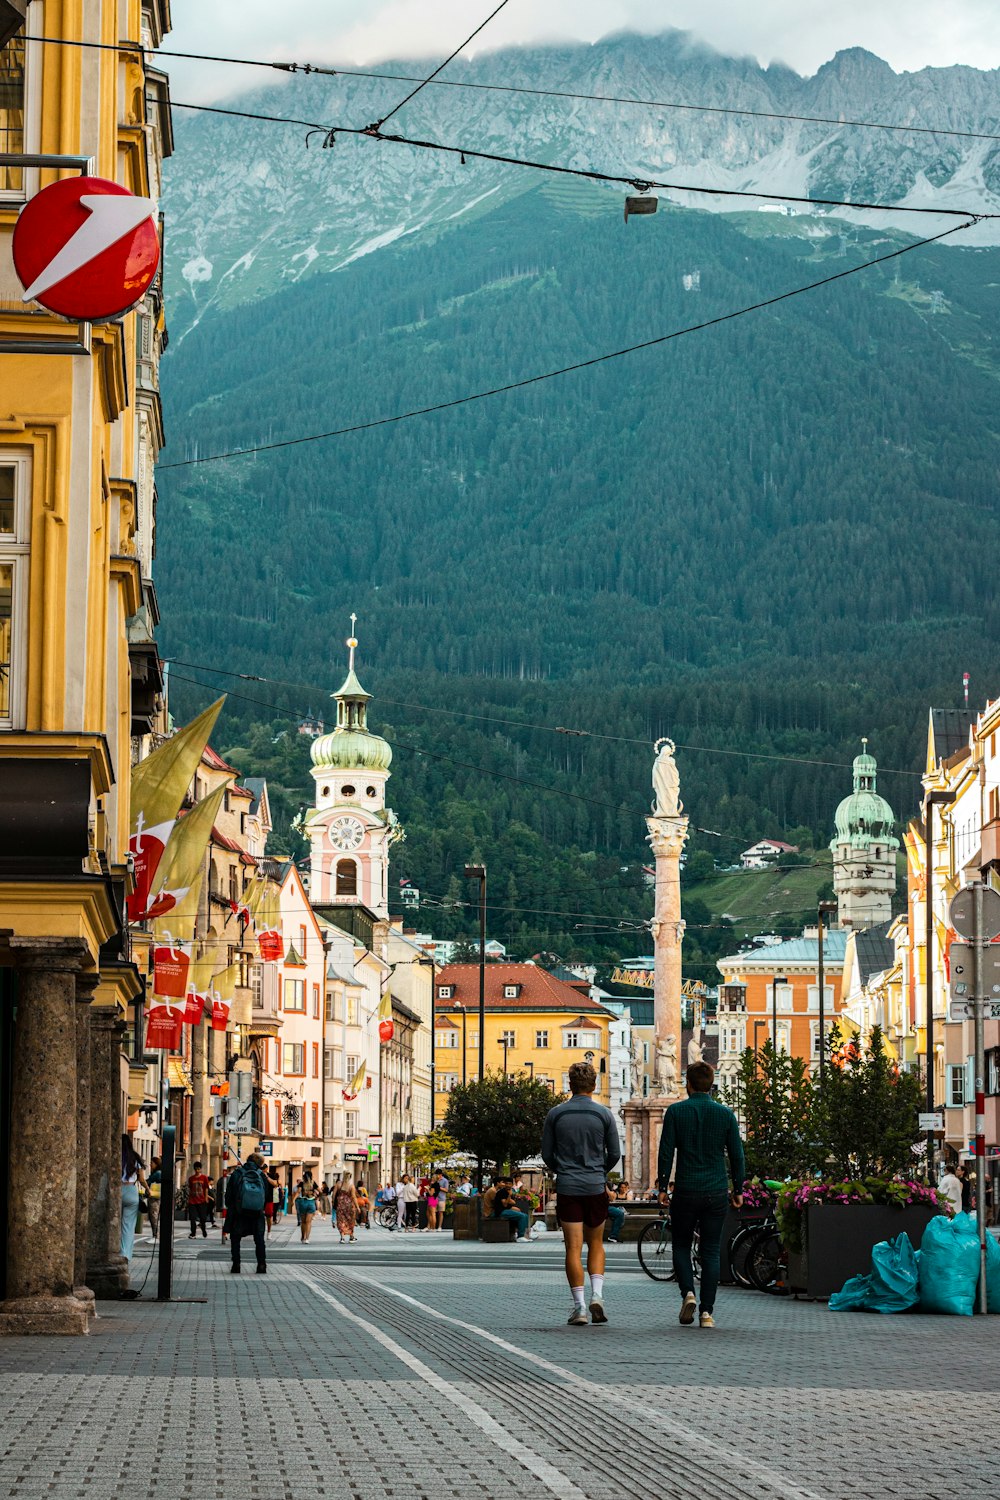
[210,824,243,854]
[229,784,253,800]
[201,744,239,774]
[435,963,611,1015]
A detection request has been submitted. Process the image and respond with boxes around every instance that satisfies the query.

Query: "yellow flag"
[128,698,225,920]
[343,1059,366,1100]
[144,782,229,924]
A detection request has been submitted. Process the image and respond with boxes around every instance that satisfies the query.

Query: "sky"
[163,0,1000,102]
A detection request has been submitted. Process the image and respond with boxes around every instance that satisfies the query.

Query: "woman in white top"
[402,1174,420,1231]
[120,1135,148,1262]
[394,1175,407,1232]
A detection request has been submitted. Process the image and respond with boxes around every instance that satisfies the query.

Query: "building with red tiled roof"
[434,963,614,1113]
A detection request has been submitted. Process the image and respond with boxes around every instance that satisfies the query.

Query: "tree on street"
[443,1070,556,1173]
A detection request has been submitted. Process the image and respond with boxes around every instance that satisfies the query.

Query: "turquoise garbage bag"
[984,1229,1000,1313]
[829,1232,919,1313]
[918,1211,980,1315]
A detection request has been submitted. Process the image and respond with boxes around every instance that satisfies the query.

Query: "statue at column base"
[73,1285,98,1318]
[0,1294,92,1337]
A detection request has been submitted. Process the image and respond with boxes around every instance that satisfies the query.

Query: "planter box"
[452,1197,481,1241]
[790,1203,940,1300]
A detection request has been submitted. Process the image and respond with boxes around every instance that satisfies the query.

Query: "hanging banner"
[145,1006,183,1050]
[342,1059,366,1101]
[152,937,190,998]
[209,964,238,1032]
[378,989,394,1044]
[127,698,225,921]
[258,927,284,962]
[146,928,191,1049]
[145,782,229,922]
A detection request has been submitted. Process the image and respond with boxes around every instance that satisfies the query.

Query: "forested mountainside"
[156,33,1000,969]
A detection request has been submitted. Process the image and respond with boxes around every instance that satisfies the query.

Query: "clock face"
[329,815,365,852]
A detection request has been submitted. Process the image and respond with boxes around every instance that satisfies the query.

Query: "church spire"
[333,613,372,731]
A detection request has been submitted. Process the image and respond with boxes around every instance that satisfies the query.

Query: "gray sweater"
[541,1094,621,1194]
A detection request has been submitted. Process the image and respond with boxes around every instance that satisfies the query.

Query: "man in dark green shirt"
[657,1059,745,1328]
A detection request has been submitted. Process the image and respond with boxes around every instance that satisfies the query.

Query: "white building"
[740,839,799,870]
[830,740,899,929]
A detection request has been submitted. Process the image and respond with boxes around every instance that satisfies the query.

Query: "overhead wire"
[162,656,923,784]
[157,217,976,471]
[370,0,512,130]
[24,33,1000,145]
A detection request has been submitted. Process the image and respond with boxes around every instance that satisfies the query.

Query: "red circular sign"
[12,175,160,321]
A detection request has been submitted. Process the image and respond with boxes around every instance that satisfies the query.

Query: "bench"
[480,1217,517,1243]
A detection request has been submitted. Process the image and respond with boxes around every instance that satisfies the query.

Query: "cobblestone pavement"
[0,1218,995,1499]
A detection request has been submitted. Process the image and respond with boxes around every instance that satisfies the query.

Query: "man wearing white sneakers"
[541,1060,621,1326]
[658,1059,745,1329]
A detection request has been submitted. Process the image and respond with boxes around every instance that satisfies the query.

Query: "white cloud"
[163,0,1000,102]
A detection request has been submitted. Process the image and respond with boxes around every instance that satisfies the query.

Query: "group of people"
[376,1170,459,1231]
[541,1056,745,1329]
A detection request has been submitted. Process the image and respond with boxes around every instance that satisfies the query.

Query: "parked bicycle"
[638,1181,789,1294]
[637,1209,701,1283]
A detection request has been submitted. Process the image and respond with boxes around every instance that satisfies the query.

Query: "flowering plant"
[776,1176,945,1254]
[739,1178,776,1213]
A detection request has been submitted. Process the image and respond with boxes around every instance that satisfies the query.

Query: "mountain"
[163,28,1000,336]
[154,31,1000,964]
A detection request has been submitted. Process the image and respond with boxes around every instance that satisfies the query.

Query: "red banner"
[210,999,230,1032]
[379,1018,394,1044]
[153,942,190,999]
[183,988,205,1025]
[258,928,283,962]
[145,1004,183,1050]
[127,817,174,923]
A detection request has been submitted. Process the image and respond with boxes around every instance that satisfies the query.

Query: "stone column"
[0,940,92,1336]
[647,814,689,1069]
[86,1006,130,1298]
[74,973,101,1317]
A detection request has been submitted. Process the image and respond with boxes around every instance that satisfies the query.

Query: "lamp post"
[753,1019,767,1060]
[419,956,437,1130]
[771,974,787,1054]
[502,1037,509,1076]
[464,864,487,1083]
[525,1061,534,1081]
[817,900,837,1086]
[924,790,955,1184]
[455,1002,467,1086]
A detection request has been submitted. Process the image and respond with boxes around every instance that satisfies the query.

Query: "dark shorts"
[557,1192,609,1228]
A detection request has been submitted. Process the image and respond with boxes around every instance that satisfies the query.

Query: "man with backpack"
[225,1151,272,1274]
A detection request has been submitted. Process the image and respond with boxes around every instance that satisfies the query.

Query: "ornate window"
[336,859,358,896]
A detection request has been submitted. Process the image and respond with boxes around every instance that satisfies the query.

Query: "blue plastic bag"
[829,1232,919,1313]
[984,1229,1000,1313]
[918,1211,980,1315]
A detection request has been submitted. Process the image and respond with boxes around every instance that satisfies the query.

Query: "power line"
[162,97,994,223]
[25,33,1000,146]
[372,0,512,130]
[162,656,923,779]
[157,218,975,471]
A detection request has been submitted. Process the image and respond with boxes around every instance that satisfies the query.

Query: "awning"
[167,1058,193,1095]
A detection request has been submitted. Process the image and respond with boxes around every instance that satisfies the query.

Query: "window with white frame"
[438,985,455,999]
[323,1047,335,1080]
[948,1065,966,1107]
[775,984,793,1013]
[499,1029,516,1048]
[439,1029,458,1048]
[562,1072,571,1092]
[564,1032,579,1049]
[250,963,262,1009]
[777,1022,791,1054]
[283,978,305,1012]
[440,1073,459,1093]
[322,1107,335,1137]
[346,995,358,1024]
[331,1047,343,1079]
[535,1029,549,1048]
[283,1042,305,1075]
[807,985,835,1012]
[346,1054,358,1081]
[0,454,29,729]
[503,984,521,998]
[345,1110,359,1139]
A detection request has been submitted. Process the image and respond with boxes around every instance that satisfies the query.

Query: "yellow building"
[433,962,614,1118]
[0,3,172,1333]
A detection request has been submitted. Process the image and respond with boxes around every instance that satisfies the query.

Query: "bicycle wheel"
[727,1224,760,1289]
[638,1219,677,1282]
[747,1230,790,1295]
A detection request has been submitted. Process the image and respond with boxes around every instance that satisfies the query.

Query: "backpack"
[237,1164,266,1213]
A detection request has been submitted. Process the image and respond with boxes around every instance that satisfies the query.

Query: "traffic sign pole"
[973,883,988,1315]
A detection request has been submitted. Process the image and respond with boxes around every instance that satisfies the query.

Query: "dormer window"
[503,984,521,999]
[438,985,455,1000]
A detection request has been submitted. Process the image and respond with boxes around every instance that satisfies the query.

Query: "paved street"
[0,1218,994,1500]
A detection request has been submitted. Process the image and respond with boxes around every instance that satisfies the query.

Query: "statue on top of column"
[654,1034,678,1096]
[652,738,682,818]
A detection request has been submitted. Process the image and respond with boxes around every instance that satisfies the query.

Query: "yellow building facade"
[433,962,614,1119]
[0,2,172,1332]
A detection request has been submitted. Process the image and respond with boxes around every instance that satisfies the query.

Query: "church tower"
[305,622,397,919]
[830,739,899,929]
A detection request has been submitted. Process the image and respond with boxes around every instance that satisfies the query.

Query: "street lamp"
[753,1019,767,1059]
[464,863,487,1084]
[525,1061,534,1081]
[817,900,837,1086]
[502,1037,509,1076]
[455,1002,467,1086]
[924,789,955,1184]
[418,955,437,1129]
[771,974,787,1054]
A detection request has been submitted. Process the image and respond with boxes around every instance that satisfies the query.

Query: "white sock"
[590,1273,605,1302]
[571,1285,585,1310]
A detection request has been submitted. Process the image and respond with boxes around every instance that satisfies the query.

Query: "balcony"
[981,819,1000,870]
[249,963,282,1035]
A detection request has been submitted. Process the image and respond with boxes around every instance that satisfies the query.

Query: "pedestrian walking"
[957,1163,973,1213]
[541,1060,620,1325]
[186,1162,212,1239]
[658,1059,746,1330]
[120,1136,147,1262]
[402,1173,420,1231]
[394,1174,408,1232]
[225,1152,270,1274]
[267,1169,283,1221]
[216,1167,233,1239]
[317,1181,332,1218]
[144,1155,162,1242]
[295,1180,318,1242]
[939,1164,963,1216]
[334,1172,359,1243]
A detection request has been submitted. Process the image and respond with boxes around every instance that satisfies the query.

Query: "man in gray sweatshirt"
[541,1060,621,1326]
